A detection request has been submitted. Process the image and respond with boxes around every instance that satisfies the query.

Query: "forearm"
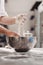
[0,25,19,37]
[0,25,7,34]
[0,16,16,25]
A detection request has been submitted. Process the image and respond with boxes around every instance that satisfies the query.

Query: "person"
[0,0,26,38]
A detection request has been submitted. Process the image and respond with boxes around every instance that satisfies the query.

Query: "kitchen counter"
[0,48,43,65]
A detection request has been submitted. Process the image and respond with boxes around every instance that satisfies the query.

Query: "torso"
[0,0,8,16]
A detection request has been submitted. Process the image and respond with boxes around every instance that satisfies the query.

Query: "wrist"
[15,17,19,24]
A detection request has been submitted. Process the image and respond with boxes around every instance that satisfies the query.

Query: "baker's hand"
[6,31,20,38]
[16,14,27,24]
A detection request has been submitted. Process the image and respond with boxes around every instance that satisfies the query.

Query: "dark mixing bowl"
[9,37,30,52]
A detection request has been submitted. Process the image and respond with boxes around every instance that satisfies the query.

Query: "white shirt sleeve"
[0,0,8,16]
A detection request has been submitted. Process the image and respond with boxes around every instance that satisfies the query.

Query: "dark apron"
[0,24,8,47]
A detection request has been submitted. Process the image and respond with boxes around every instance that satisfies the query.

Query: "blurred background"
[0,1,43,65]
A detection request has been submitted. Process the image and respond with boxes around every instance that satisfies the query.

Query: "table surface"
[0,48,43,65]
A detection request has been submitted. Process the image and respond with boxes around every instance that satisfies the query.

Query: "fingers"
[16,14,28,23]
[14,32,20,38]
